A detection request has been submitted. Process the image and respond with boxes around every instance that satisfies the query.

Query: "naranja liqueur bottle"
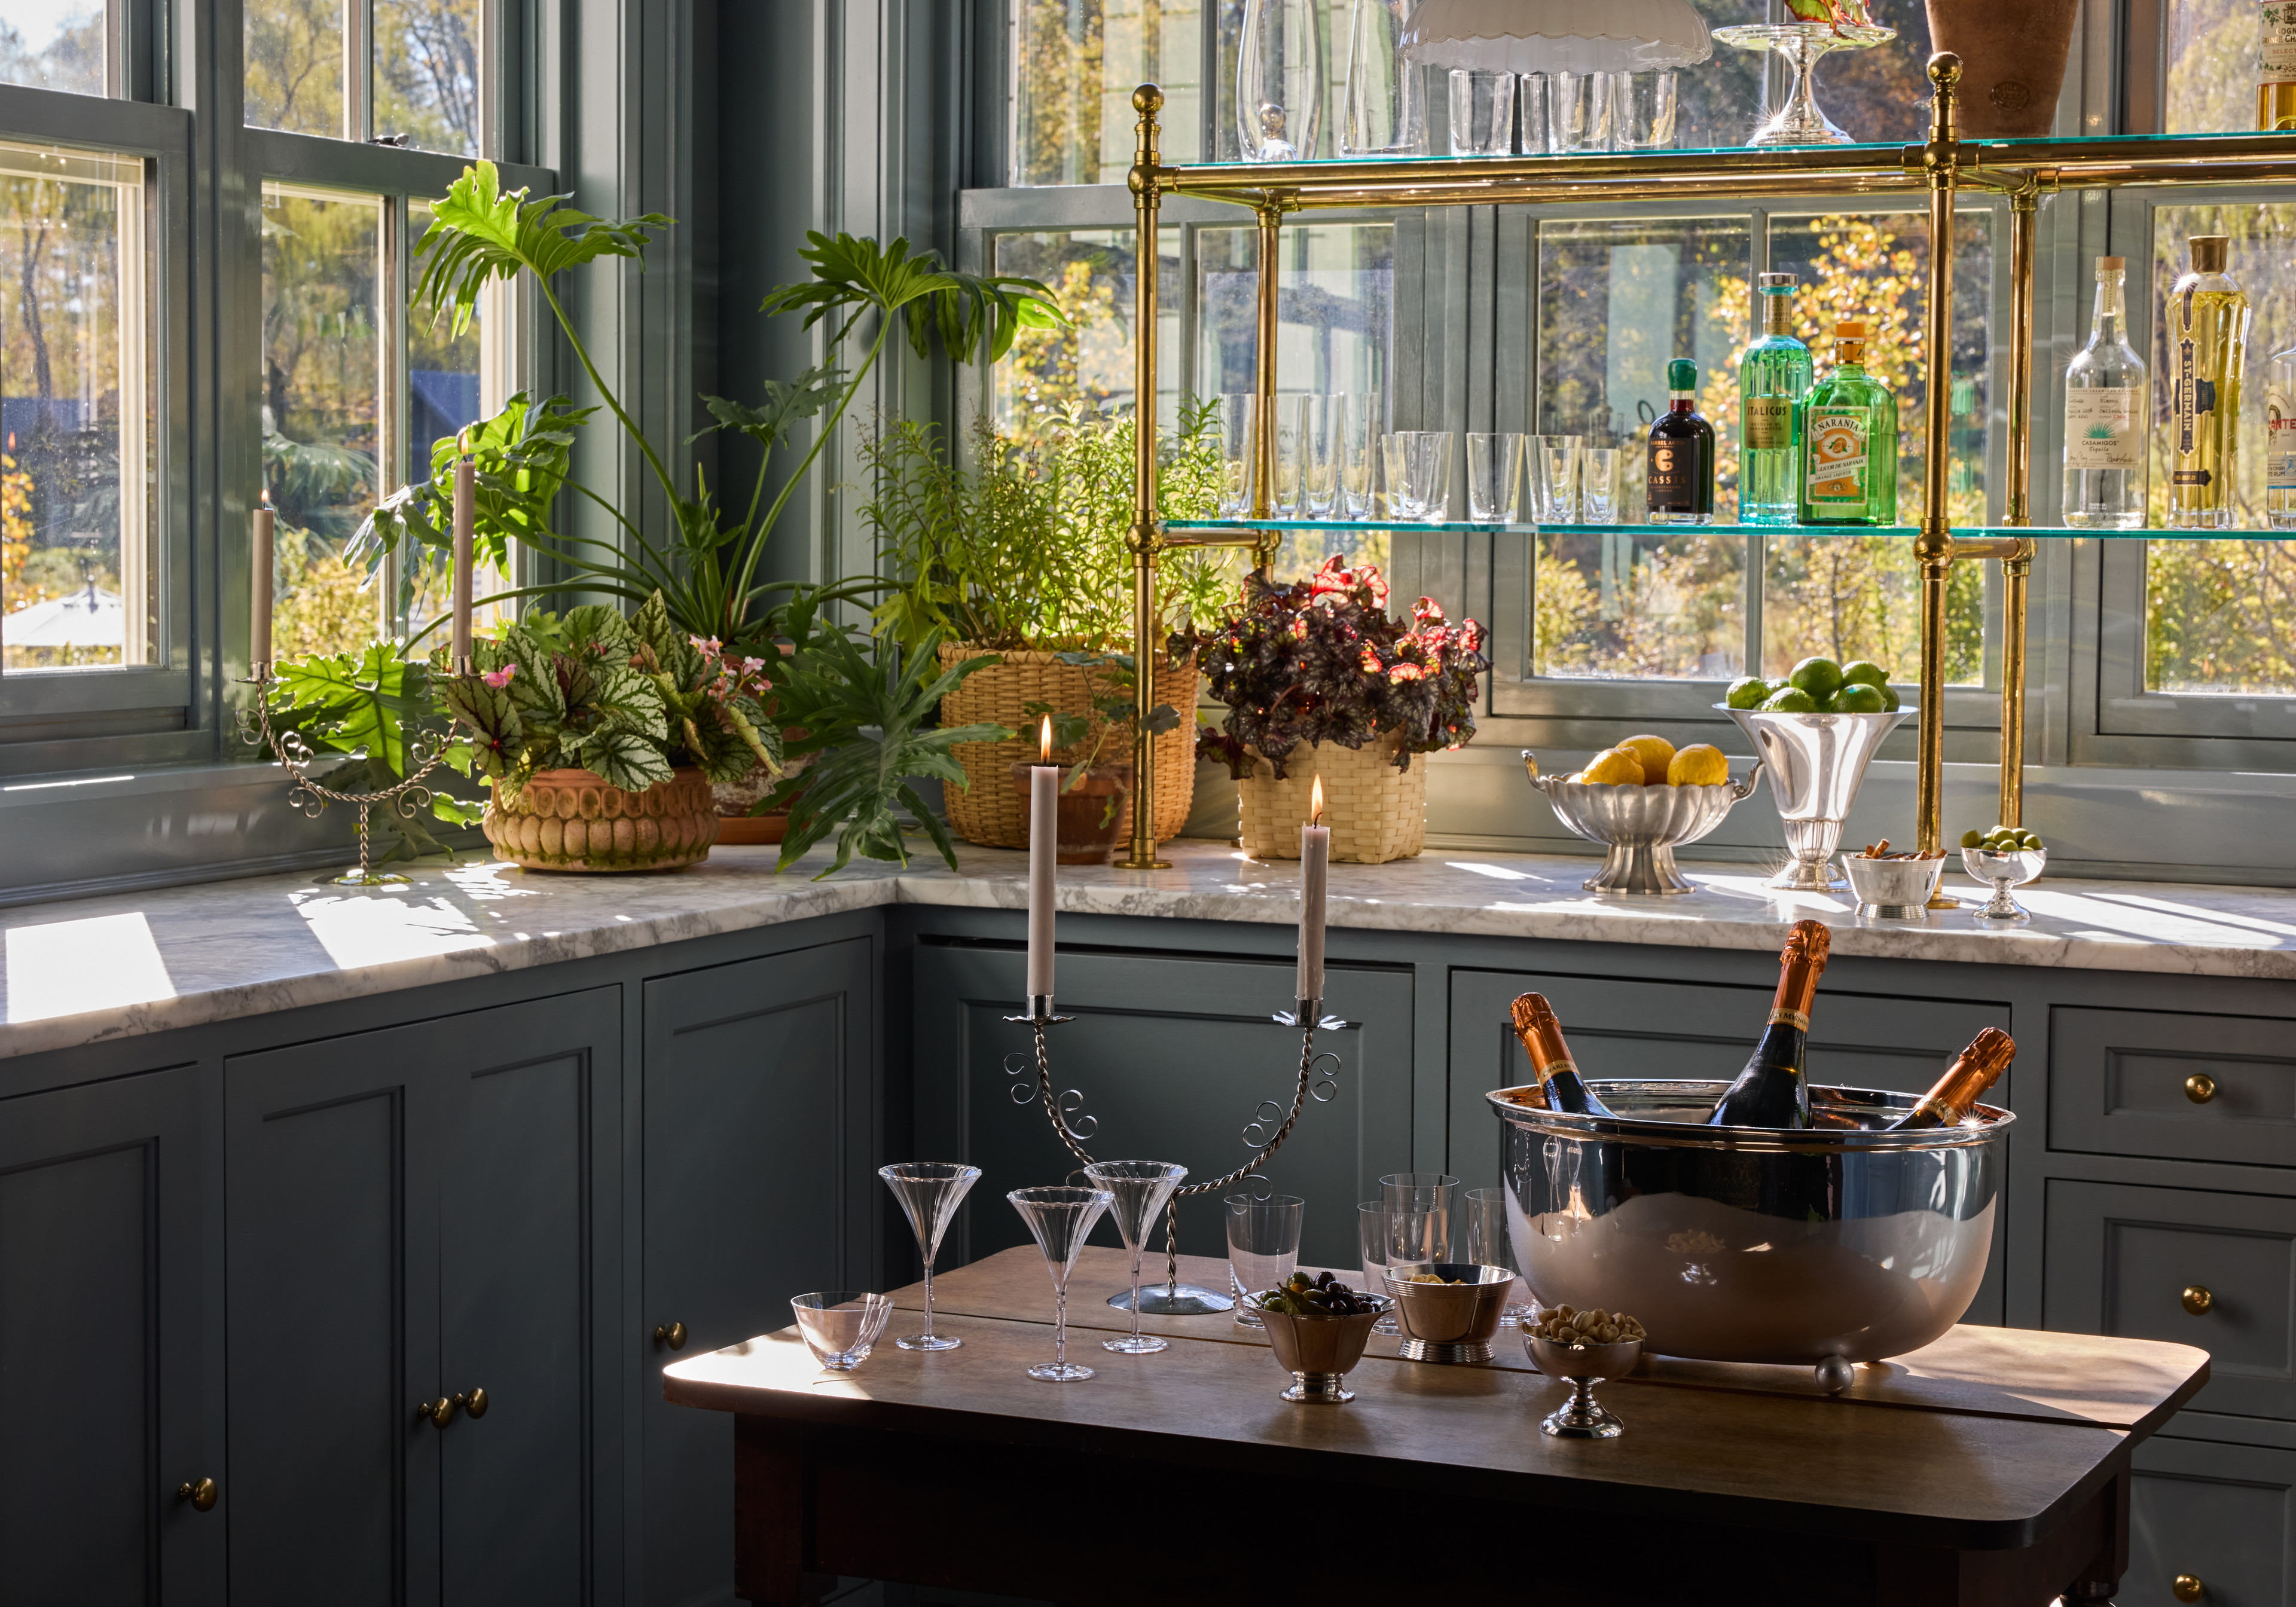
[1508,992,1618,1117]
[1799,320,1898,527]
[2266,341,2296,528]
[1646,357,1717,524]
[2261,0,2296,129]
[1707,918,1830,1129]
[2167,234,2251,530]
[2063,256,2147,529]
[1739,271,1812,526]
[1885,1027,2015,1132]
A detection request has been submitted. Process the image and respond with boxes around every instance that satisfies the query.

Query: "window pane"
[1535,528,1745,679]
[994,228,1182,447]
[247,0,345,137]
[262,185,381,660]
[1012,0,1202,185]
[403,196,495,641]
[2165,0,2252,136]
[0,143,149,671]
[376,0,480,156]
[1196,222,1392,402]
[0,2,104,96]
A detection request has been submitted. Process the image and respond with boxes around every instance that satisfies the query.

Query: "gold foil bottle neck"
[2190,235,2230,274]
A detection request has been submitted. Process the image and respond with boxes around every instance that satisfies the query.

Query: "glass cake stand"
[1712,22,1896,147]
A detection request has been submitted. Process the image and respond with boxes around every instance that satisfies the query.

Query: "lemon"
[1579,747,1646,786]
[1617,734,1676,783]
[1667,744,1729,787]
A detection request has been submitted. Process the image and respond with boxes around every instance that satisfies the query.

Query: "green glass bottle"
[1798,319,1898,527]
[1738,271,1811,526]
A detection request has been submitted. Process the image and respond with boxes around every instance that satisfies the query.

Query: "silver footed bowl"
[1721,702,1913,892]
[1488,1079,2011,1371]
[1521,751,1763,896]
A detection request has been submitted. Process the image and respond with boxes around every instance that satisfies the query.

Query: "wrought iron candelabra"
[1006,991,1345,1314]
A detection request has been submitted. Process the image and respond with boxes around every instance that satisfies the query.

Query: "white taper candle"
[1298,775,1329,1001]
[1027,715,1058,1000]
[251,500,274,670]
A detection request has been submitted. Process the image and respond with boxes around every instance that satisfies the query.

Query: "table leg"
[2063,1467,2132,1607]
[734,1414,825,1606]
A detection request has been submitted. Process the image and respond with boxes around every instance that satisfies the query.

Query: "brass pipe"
[1916,53,1962,875]
[1251,201,1283,518]
[1998,539,2034,827]
[1121,84,1170,872]
[2005,185,2039,528]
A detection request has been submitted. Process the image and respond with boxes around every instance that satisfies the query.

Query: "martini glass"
[1082,1160,1189,1354]
[1009,1186,1115,1381]
[879,1162,981,1351]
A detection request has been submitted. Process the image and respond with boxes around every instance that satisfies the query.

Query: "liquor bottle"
[1799,320,1898,527]
[1739,272,1812,526]
[2167,235,2251,531]
[2262,0,2296,130]
[2063,256,2147,530]
[1885,1027,2016,1131]
[1508,992,1619,1118]
[2267,342,2296,529]
[1706,919,1830,1128]
[1647,358,1717,524]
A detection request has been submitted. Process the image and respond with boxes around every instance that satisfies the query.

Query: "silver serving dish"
[1382,1261,1512,1363]
[1521,752,1763,895]
[1962,845,2046,922]
[1488,1079,2011,1385]
[1839,851,1946,919]
[1721,703,1913,892]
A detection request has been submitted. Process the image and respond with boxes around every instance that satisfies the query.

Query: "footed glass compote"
[1711,22,1895,146]
[1082,1160,1189,1354]
[879,1162,981,1351]
[1009,1186,1115,1382]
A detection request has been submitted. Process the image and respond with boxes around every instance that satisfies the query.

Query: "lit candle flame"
[1310,775,1324,825]
[259,487,271,509]
[1040,714,1053,763]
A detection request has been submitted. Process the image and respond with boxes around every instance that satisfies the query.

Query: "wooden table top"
[664,1248,2210,1553]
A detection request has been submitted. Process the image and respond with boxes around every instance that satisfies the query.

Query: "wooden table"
[664,1247,2209,1607]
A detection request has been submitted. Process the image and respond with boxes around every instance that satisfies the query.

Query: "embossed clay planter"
[484,767,719,872]
[1925,0,2080,137]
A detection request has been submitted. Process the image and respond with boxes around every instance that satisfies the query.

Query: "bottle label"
[2264,1,2296,81]
[2272,396,2296,489]
[1805,408,1870,503]
[2064,389,2141,470]
[1648,439,1695,506]
[1767,1008,1810,1031]
[1745,396,1794,450]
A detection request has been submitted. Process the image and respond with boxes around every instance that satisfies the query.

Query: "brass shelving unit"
[1115,54,2296,880]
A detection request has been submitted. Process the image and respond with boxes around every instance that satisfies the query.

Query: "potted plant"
[1010,650,1180,864]
[1171,556,1488,865]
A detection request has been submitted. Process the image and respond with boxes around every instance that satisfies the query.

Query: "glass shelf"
[1168,519,2296,542]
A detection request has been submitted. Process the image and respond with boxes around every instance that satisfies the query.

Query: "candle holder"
[1006,993,1345,1315]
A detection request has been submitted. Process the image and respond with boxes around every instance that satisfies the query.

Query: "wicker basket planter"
[1236,731,1427,864]
[937,642,1198,850]
[484,767,719,872]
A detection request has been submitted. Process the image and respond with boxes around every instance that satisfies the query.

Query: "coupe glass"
[879,1162,980,1351]
[1008,1186,1114,1381]
[790,1292,893,1371]
[1302,394,1343,519]
[1219,393,1258,517]
[1082,1160,1189,1354]
[1226,1192,1305,1328]
[1358,1200,1400,1335]
[1467,432,1526,521]
[1464,1187,1534,1328]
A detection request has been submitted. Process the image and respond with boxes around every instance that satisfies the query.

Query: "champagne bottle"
[1706,919,1830,1128]
[1886,1028,2016,1131]
[1508,992,1618,1118]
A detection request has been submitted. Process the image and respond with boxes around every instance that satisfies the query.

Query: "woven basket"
[1237,732,1427,864]
[938,643,1198,848]
[484,768,719,872]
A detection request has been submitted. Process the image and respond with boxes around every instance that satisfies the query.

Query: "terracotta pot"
[1009,761,1133,864]
[713,812,788,845]
[710,752,808,847]
[484,767,719,872]
[1924,0,2080,137]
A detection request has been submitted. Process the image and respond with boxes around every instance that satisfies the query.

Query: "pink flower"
[1389,662,1423,682]
[481,664,516,689]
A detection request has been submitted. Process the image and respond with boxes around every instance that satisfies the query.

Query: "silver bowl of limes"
[1721,657,1913,893]
[1960,824,2046,921]
[1523,735,1763,896]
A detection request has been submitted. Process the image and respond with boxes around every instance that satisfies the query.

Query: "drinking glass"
[1358,1200,1400,1335]
[879,1161,981,1351]
[1269,393,1306,517]
[1581,447,1622,524]
[1611,69,1679,151]
[1466,431,1527,521]
[1339,393,1379,518]
[1302,393,1343,518]
[1555,70,1613,152]
[790,1292,893,1371]
[1447,68,1517,157]
[1008,1186,1114,1381]
[1381,432,1421,520]
[1385,430,1454,522]
[1518,72,1553,154]
[1081,1160,1189,1355]
[1531,435,1584,523]
[1226,1192,1306,1327]
[1464,1187,1534,1328]
[1379,1171,1458,1261]
[1218,393,1258,517]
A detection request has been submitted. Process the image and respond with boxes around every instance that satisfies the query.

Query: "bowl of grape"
[1959,824,2046,921]
[1247,1272,1391,1404]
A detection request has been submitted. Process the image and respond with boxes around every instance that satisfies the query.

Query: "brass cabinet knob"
[655,1321,688,1351]
[417,1397,457,1427]
[459,1387,488,1420]
[175,1477,218,1513]
[2182,1285,2215,1316]
[2173,1574,2204,1602]
[2185,1073,2218,1104]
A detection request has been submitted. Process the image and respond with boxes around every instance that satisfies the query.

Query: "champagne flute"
[1008,1186,1115,1381]
[879,1162,981,1351]
[1082,1160,1189,1354]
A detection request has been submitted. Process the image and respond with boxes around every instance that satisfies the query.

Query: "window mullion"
[346,0,373,142]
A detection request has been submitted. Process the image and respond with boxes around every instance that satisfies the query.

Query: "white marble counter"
[5,840,2295,1061]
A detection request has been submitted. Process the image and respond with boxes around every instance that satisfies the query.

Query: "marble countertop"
[5,839,2296,1061]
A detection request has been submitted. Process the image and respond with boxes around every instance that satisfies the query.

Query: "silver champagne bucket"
[1489,1080,2010,1373]
[1721,703,1913,891]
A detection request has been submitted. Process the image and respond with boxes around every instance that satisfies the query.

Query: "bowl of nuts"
[1382,1262,1515,1364]
[1840,840,1946,919]
[1526,1305,1647,1440]
[1247,1272,1391,1404]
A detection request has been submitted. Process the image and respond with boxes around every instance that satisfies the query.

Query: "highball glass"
[1531,435,1584,523]
[1082,1160,1189,1354]
[1378,1171,1457,1261]
[1447,68,1516,157]
[1219,393,1258,517]
[1008,1186,1114,1381]
[790,1292,893,1371]
[1464,1187,1534,1328]
[1358,1200,1400,1335]
[1580,446,1621,524]
[1518,72,1553,154]
[1226,1192,1305,1328]
[879,1161,980,1351]
[1611,70,1679,150]
[1302,393,1343,518]
[1339,393,1379,519]
[1269,393,1307,518]
[1382,430,1454,522]
[1466,432,1527,521]
[1554,70,1613,152]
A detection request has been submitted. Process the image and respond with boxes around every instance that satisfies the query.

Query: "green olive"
[1959,829,1984,848]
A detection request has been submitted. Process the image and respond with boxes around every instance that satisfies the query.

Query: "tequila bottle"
[1646,358,1716,524]
[1799,320,1897,527]
[2062,255,2147,530]
[2267,343,2296,529]
[1739,271,1811,526]
[2167,235,2251,530]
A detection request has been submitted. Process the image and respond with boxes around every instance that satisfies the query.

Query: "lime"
[1725,676,1771,710]
[1831,683,1888,714]
[1875,682,1901,711]
[1758,685,1818,713]
[1840,659,1889,691]
[1788,656,1844,702]
[1959,829,1984,849]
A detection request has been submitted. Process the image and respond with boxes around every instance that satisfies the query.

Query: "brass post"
[1917,53,1962,880]
[1120,84,1171,871]
[1995,179,2038,830]
[1998,538,2034,827]
[1251,200,1283,518]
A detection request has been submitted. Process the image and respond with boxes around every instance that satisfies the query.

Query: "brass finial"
[1133,83,1163,115]
[1928,51,1961,88]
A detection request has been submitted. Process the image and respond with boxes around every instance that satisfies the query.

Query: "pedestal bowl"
[1723,704,1913,891]
[1521,752,1763,895]
[1246,1293,1393,1403]
[1962,845,2047,922]
[1382,1262,1513,1363]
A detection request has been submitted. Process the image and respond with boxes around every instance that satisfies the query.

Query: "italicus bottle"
[1799,320,1898,526]
[1507,992,1618,1118]
[2263,0,2296,129]
[2063,256,2147,529]
[2266,341,2296,529]
[1646,356,1717,524]
[1739,271,1812,526]
[2167,234,2251,530]
[1885,1027,2015,1132]
[1707,919,1830,1128]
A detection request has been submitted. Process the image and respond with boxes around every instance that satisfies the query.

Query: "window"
[0,2,105,97]
[2164,0,2254,135]
[247,0,486,150]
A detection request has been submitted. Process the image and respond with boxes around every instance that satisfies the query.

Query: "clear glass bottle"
[1739,271,1812,526]
[2167,235,2251,530]
[1799,320,1898,527]
[2269,344,2296,530]
[2063,255,2147,530]
[1647,357,1716,524]
[1236,0,1326,161]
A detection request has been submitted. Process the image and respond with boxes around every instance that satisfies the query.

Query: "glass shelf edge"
[1167,521,2296,542]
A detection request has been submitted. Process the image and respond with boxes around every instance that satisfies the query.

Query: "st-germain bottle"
[1509,992,1618,1118]
[1706,919,1831,1128]
[2063,255,2147,529]
[1739,271,1812,526]
[1885,1027,2016,1131]
[2266,341,2296,529]
[2167,234,2251,530]
[1799,320,1898,526]
[1647,357,1716,524]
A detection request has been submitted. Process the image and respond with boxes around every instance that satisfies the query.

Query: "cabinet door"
[640,937,875,1607]
[2127,1436,2295,1607]
[0,1064,218,1606]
